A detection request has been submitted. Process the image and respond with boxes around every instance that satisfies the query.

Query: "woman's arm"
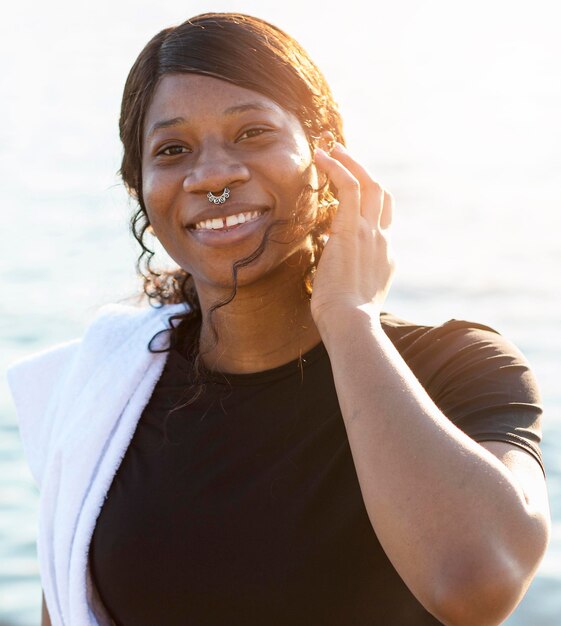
[311,145,550,625]
[41,592,52,626]
[318,308,550,626]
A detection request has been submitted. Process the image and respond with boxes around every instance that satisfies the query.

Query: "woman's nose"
[182,144,251,195]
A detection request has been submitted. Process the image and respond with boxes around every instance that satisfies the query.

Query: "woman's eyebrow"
[223,102,278,116]
[147,103,277,138]
[147,117,186,138]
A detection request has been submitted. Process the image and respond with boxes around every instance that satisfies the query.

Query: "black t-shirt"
[90,313,543,625]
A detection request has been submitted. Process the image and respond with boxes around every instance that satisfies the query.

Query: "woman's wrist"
[313,302,384,349]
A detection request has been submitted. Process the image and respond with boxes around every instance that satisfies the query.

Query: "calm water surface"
[1,1,560,623]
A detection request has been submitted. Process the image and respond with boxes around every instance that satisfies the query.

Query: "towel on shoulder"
[7,301,187,626]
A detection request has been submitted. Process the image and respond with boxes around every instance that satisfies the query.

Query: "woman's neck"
[195,264,321,375]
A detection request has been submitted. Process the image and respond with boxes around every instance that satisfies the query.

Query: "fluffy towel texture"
[7,302,187,625]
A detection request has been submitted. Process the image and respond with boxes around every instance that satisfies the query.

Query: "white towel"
[7,301,187,625]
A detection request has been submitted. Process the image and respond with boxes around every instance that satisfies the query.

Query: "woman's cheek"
[142,171,176,228]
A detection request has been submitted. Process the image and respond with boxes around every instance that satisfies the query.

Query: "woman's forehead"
[144,73,301,139]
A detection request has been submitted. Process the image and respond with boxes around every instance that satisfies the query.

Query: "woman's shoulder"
[380,312,544,473]
[7,300,188,407]
[7,301,185,379]
[379,311,535,386]
[6,301,187,486]
[380,310,541,416]
[379,311,519,356]
[380,310,501,338]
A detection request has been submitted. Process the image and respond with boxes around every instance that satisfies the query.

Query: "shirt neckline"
[170,339,328,386]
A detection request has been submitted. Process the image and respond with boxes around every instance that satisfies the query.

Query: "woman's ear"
[317,130,336,155]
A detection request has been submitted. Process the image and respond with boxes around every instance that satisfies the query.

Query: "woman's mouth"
[191,209,266,231]
[186,208,271,247]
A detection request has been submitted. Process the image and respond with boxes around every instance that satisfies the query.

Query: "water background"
[1,0,560,623]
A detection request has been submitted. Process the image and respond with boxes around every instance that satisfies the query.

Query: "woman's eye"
[158,145,189,156]
[237,128,270,141]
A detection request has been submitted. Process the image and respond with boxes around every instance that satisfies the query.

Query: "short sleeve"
[383,316,544,476]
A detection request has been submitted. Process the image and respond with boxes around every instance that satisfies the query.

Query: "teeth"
[194,210,264,231]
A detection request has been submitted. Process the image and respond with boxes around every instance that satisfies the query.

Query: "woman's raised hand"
[310,143,395,331]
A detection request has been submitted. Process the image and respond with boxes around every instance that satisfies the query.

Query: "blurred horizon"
[1,1,560,624]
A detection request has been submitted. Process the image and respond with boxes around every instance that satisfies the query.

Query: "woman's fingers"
[314,147,361,229]
[314,143,394,234]
[380,190,394,231]
[330,144,382,229]
[310,143,396,320]
[328,143,390,231]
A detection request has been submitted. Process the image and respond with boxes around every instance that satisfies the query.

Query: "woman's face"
[141,73,320,292]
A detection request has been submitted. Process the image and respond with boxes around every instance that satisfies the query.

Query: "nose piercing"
[207,187,231,204]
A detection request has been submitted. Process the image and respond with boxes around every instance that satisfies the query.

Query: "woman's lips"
[186,209,270,247]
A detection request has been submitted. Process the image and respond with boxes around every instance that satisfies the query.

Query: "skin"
[312,144,551,624]
[141,73,324,372]
[41,74,551,626]
[41,593,51,626]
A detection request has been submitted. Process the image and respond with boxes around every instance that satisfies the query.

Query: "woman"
[8,12,550,626]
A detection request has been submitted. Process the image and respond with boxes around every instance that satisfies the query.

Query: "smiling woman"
[6,12,550,626]
[141,74,320,302]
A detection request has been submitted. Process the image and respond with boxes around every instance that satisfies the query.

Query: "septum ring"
[207,187,231,204]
